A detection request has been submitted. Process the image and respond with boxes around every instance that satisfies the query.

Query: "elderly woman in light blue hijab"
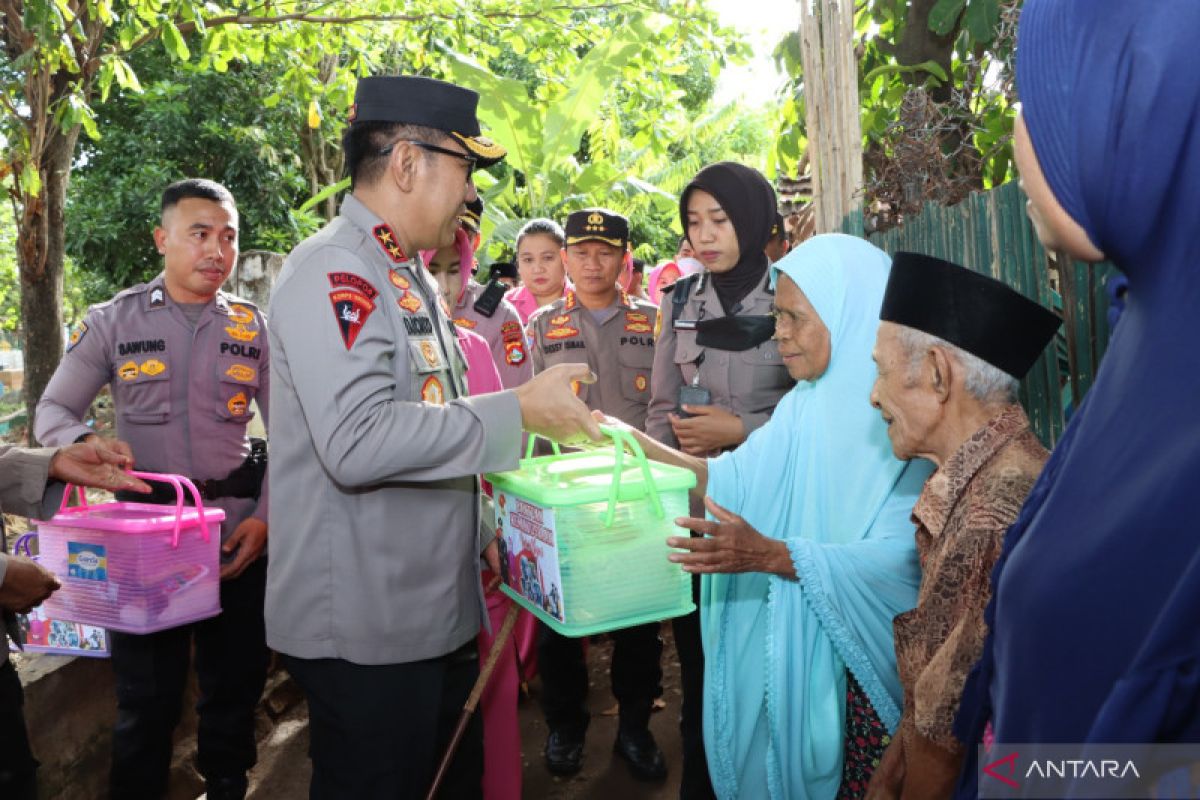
[613,233,932,799]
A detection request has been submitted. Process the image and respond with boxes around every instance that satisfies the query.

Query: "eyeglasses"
[379,139,478,177]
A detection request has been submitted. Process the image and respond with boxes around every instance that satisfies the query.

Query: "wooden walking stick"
[425,579,521,800]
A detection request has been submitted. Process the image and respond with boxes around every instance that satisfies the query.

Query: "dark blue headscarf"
[955,1,1200,793]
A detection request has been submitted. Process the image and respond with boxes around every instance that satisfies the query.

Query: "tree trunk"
[18,126,79,445]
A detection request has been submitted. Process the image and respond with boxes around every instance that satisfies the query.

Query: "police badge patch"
[67,321,88,352]
[329,289,376,350]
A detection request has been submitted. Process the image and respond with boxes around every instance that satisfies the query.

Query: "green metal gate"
[842,180,1116,447]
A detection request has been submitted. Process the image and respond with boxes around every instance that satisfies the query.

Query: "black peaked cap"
[564,209,629,249]
[880,252,1061,378]
[350,75,506,167]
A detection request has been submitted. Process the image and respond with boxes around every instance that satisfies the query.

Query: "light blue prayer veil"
[701,234,933,799]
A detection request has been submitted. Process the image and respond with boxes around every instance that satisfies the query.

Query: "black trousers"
[284,641,483,800]
[538,620,663,736]
[672,574,717,800]
[109,557,268,799]
[0,660,37,800]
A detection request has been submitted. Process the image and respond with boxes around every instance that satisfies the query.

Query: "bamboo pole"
[798,0,863,233]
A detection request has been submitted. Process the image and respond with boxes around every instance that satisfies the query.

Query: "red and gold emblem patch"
[550,314,571,327]
[544,326,579,340]
[421,375,445,405]
[453,316,477,329]
[398,292,423,314]
[227,392,248,416]
[501,321,522,343]
[329,289,376,350]
[505,341,526,366]
[633,374,648,392]
[388,270,411,291]
[372,225,407,263]
[118,361,139,381]
[563,292,577,312]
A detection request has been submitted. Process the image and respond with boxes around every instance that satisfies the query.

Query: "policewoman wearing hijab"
[954,2,1200,795]
[646,161,794,800]
[617,234,934,799]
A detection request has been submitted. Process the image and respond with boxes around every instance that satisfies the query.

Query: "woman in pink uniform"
[506,218,569,324]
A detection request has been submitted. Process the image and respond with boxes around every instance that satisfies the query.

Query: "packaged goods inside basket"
[487,426,696,637]
[36,473,224,635]
[7,533,110,658]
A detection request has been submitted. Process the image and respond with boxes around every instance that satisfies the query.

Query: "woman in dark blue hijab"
[955,0,1200,793]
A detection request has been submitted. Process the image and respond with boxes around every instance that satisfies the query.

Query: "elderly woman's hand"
[669,496,796,578]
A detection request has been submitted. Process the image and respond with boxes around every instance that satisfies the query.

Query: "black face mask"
[694,315,776,352]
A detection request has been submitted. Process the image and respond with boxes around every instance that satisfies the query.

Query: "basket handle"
[125,471,211,547]
[11,532,37,557]
[522,433,562,463]
[56,484,89,513]
[599,424,664,526]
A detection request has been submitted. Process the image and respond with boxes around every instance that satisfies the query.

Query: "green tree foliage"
[66,49,323,299]
[772,0,1018,229]
[0,0,747,439]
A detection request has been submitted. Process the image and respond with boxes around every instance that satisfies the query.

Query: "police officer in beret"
[36,179,270,800]
[266,75,599,799]
[527,208,668,782]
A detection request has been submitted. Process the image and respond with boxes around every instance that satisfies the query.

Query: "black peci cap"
[348,75,507,167]
[880,252,1061,378]
[564,209,629,249]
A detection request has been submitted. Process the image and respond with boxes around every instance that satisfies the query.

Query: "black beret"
[349,75,506,167]
[880,252,1061,378]
[564,209,629,249]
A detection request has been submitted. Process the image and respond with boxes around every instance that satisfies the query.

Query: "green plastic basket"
[486,425,697,637]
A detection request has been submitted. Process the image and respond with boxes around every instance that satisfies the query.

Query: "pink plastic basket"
[7,533,110,658]
[37,471,224,634]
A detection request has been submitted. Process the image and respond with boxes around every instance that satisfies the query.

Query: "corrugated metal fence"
[841,180,1116,447]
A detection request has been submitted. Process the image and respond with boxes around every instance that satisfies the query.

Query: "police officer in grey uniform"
[265,75,598,800]
[444,198,533,388]
[645,162,794,800]
[527,208,668,782]
[35,179,270,800]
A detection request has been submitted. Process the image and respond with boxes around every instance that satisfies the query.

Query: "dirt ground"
[245,625,687,799]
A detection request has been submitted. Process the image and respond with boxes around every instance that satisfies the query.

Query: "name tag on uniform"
[674,319,699,331]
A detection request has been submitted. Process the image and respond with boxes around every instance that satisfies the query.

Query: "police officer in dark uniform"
[35,180,269,800]
[528,209,668,782]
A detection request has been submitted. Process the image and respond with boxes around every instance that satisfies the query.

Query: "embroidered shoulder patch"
[328,272,379,300]
[329,289,376,350]
[67,321,88,352]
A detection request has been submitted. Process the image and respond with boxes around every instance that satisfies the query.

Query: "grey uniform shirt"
[34,276,270,545]
[265,194,521,666]
[529,290,658,431]
[646,272,792,449]
[450,280,533,389]
[0,445,66,664]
